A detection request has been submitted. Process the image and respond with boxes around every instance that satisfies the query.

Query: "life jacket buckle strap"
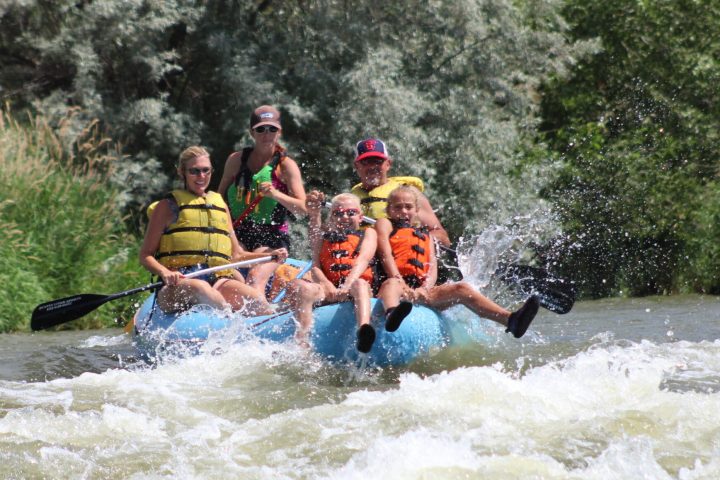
[408,258,425,269]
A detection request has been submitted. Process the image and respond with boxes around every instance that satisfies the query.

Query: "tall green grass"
[0,109,147,332]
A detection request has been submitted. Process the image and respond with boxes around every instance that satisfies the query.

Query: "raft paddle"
[30,256,275,331]
[322,201,576,314]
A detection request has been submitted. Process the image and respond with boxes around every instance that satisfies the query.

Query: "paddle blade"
[496,263,577,315]
[31,294,112,331]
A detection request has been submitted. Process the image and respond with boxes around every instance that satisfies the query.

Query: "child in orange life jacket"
[285,191,377,352]
[376,186,539,337]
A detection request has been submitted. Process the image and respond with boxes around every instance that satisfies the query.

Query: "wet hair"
[330,193,361,211]
[177,146,210,172]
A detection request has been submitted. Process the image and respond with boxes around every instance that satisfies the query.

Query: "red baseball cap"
[354,138,389,162]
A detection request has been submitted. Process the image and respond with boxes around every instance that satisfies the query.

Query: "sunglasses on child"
[253,125,279,134]
[332,208,361,218]
[186,167,213,175]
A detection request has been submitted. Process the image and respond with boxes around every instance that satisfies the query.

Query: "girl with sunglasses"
[218,105,307,293]
[140,146,287,314]
[375,186,539,337]
[285,191,377,353]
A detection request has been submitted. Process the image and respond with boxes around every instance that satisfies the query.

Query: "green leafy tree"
[1,0,589,242]
[540,0,720,296]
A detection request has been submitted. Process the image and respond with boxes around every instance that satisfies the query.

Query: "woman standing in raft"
[140,146,287,314]
[286,191,377,353]
[376,185,539,336]
[218,105,307,292]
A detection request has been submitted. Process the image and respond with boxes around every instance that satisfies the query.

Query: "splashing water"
[455,212,564,310]
[3,294,720,478]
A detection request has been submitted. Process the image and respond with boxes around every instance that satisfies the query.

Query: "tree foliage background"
[539,0,720,297]
[1,0,719,314]
[0,0,591,230]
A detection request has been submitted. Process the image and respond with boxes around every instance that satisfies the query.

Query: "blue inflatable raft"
[132,294,497,367]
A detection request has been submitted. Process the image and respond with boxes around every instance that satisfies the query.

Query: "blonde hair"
[387,186,422,225]
[177,146,210,172]
[387,185,421,209]
[330,192,361,210]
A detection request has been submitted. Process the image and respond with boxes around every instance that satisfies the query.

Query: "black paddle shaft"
[29,256,275,331]
[31,282,163,331]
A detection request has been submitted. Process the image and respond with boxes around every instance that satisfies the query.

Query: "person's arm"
[423,235,438,288]
[416,193,451,246]
[339,228,377,291]
[306,190,325,249]
[259,157,307,216]
[138,199,183,286]
[217,151,243,200]
[375,218,402,280]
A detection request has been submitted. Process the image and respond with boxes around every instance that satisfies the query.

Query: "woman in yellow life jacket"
[375,186,539,337]
[217,105,307,292]
[139,146,287,314]
[285,191,377,353]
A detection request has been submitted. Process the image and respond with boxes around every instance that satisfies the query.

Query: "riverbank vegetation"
[0,110,145,332]
[0,0,718,331]
[539,0,720,297]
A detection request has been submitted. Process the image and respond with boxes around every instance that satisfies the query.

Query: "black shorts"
[235,221,291,251]
[177,264,231,285]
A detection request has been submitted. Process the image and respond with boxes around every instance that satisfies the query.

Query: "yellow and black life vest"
[318,230,374,287]
[388,221,431,288]
[350,176,424,220]
[155,190,233,277]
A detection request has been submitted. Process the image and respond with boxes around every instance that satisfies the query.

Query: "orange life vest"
[318,230,374,287]
[388,222,432,288]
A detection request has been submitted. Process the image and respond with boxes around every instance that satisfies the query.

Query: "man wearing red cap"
[350,137,450,246]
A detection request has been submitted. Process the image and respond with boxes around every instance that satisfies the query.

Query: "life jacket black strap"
[408,258,425,269]
[412,228,428,240]
[177,204,227,213]
[360,196,386,204]
[403,274,424,288]
[330,264,353,272]
[390,220,412,229]
[164,226,230,236]
[156,250,231,260]
[323,231,348,243]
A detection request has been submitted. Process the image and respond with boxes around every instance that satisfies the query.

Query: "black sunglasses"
[253,125,279,134]
[187,167,213,176]
[356,157,386,166]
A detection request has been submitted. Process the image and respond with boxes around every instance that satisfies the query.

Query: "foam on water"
[3,232,720,478]
[3,332,719,478]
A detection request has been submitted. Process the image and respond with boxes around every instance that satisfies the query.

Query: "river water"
[2,294,720,479]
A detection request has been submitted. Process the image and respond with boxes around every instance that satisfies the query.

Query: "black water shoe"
[506,295,540,338]
[357,324,376,353]
[385,301,413,332]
